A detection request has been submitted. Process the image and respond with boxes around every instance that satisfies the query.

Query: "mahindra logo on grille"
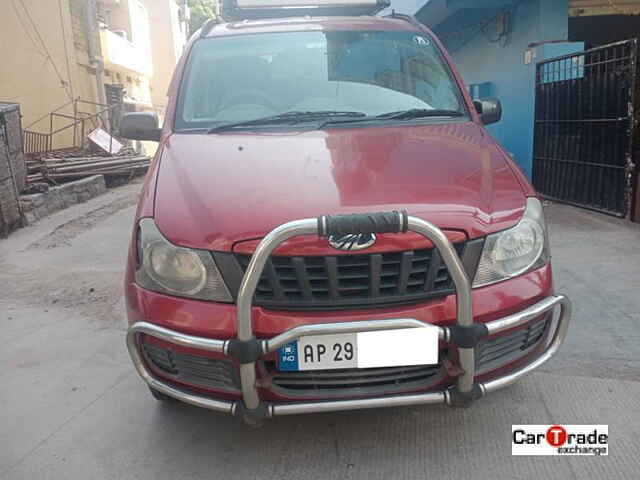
[328,233,376,251]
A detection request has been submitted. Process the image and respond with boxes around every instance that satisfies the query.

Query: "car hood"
[154,122,527,251]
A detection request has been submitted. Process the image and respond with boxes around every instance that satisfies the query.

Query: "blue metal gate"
[532,39,638,217]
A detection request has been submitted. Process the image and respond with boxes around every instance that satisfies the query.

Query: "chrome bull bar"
[126,211,572,421]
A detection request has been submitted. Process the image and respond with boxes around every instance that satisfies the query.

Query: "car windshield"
[176,30,465,131]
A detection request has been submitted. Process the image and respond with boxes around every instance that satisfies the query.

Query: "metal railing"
[23,98,120,155]
[23,130,51,156]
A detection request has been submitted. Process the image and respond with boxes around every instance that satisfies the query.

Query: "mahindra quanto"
[121,0,571,425]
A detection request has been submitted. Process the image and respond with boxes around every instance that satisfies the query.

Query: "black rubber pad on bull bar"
[318,210,408,237]
[448,323,489,348]
[447,383,483,408]
[226,338,264,364]
[234,401,271,422]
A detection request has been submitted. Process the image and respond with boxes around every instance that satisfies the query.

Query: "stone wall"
[1,104,26,191]
[0,103,25,237]
[21,175,106,224]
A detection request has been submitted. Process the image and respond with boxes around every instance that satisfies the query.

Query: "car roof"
[202,15,422,38]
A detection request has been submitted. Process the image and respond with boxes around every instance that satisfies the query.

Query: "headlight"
[135,218,232,301]
[473,198,549,288]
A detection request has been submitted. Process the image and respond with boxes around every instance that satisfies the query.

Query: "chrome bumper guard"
[126,212,572,421]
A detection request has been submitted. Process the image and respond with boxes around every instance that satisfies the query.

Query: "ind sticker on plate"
[277,342,299,371]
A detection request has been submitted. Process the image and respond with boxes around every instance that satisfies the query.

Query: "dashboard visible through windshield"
[175,30,466,131]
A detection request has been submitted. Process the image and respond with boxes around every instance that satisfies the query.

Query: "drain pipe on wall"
[86,0,109,129]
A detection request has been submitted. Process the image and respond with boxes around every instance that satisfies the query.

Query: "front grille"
[476,316,551,374]
[142,340,240,393]
[265,362,443,398]
[235,244,465,310]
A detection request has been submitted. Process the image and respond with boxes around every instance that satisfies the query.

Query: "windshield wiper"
[375,108,465,120]
[207,111,367,133]
[207,109,463,133]
[317,108,465,129]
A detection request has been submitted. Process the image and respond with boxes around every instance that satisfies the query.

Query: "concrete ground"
[1,182,639,480]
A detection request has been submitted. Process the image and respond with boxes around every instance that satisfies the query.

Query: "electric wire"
[439,0,525,53]
[10,0,46,57]
[17,0,73,101]
[58,0,75,101]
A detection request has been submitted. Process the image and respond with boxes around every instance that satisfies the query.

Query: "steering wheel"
[219,90,279,111]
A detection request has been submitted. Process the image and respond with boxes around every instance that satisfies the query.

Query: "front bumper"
[126,212,572,421]
[127,293,570,417]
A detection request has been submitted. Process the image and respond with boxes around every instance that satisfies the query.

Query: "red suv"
[121,0,571,425]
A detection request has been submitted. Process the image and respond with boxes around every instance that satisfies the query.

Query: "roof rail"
[384,12,423,29]
[199,18,220,38]
[220,0,390,21]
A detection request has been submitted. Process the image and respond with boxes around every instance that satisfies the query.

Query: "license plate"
[276,327,439,371]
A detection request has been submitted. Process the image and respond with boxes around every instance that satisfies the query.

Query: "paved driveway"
[1,183,639,479]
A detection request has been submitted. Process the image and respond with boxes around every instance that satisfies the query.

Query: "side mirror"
[119,112,161,141]
[473,98,502,125]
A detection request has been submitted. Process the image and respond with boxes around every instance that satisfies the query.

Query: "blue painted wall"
[415,0,583,178]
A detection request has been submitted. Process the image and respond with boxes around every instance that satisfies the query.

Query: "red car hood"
[154,122,526,251]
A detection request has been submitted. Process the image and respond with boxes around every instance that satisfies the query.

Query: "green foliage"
[187,0,217,35]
